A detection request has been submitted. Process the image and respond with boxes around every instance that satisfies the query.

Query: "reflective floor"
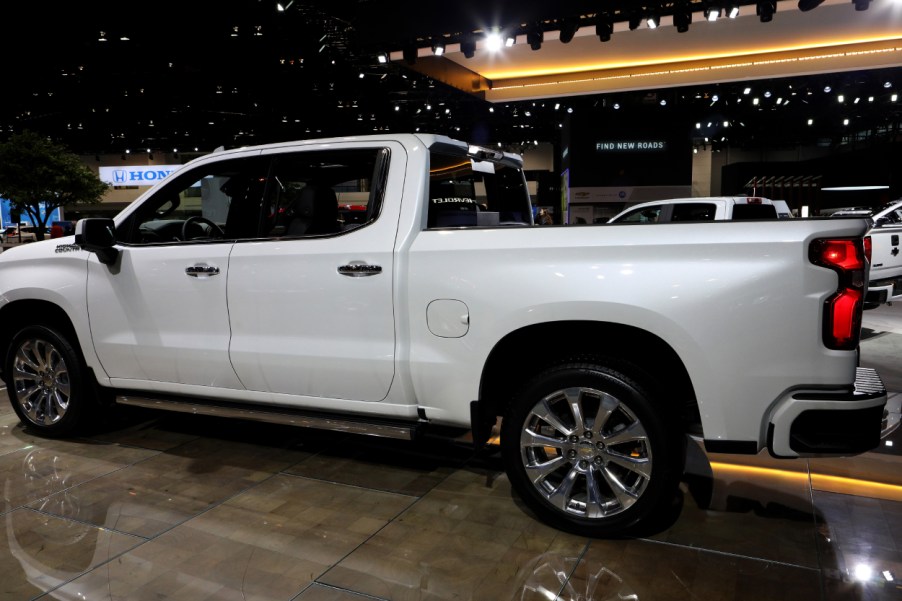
[1,307,901,600]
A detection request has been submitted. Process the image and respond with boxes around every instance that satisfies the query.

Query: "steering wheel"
[181,216,225,241]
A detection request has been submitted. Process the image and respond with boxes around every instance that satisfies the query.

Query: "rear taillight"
[809,238,866,350]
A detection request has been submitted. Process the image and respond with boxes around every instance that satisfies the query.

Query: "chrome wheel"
[12,337,72,427]
[519,386,652,519]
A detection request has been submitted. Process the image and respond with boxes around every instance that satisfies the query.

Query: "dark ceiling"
[2,1,900,156]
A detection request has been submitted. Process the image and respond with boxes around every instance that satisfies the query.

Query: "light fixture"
[485,30,503,52]
[756,0,776,22]
[705,4,721,21]
[431,37,445,56]
[527,23,543,50]
[276,0,294,11]
[559,16,580,43]
[808,118,814,125]
[504,33,516,47]
[837,94,844,102]
[885,81,892,88]
[596,11,613,42]
[98,31,108,42]
[893,94,899,102]
[797,0,826,10]
[843,118,850,125]
[674,1,692,32]
[461,37,476,59]
[727,2,740,17]
[647,11,660,29]
[376,52,388,64]
[743,87,751,94]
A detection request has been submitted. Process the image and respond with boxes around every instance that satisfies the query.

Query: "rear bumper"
[767,367,887,458]
[865,276,902,307]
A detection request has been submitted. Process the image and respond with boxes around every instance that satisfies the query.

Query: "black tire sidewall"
[501,362,684,537]
[5,324,90,437]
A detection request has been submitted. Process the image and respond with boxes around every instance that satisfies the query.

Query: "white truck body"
[0,134,887,536]
[863,200,902,307]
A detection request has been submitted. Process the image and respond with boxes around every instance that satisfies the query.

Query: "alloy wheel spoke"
[591,394,620,435]
[601,466,638,508]
[547,465,581,511]
[521,428,566,451]
[584,467,607,518]
[526,455,568,485]
[531,398,575,437]
[16,345,43,373]
[605,450,652,479]
[564,388,587,432]
[602,420,648,446]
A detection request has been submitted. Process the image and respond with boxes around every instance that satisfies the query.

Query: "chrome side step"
[115,395,420,440]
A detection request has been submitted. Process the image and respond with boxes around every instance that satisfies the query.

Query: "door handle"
[338,263,382,277]
[185,264,220,277]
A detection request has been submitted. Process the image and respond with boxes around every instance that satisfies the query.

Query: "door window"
[615,205,664,223]
[671,203,716,221]
[116,157,270,244]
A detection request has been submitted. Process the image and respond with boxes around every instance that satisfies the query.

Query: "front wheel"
[501,361,685,537]
[4,325,94,437]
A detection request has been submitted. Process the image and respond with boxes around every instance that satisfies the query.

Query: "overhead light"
[527,22,543,50]
[647,11,660,29]
[743,87,751,94]
[797,0,826,10]
[461,38,476,59]
[893,94,899,102]
[885,81,893,88]
[98,31,108,42]
[727,2,740,17]
[485,30,503,52]
[559,16,580,43]
[705,4,721,21]
[808,118,814,125]
[674,2,692,32]
[596,11,613,42]
[504,33,516,47]
[431,37,445,56]
[843,118,850,125]
[756,0,776,22]
[276,0,294,10]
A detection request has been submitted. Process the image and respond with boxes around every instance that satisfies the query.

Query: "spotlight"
[504,33,516,47]
[276,0,294,10]
[431,37,445,56]
[647,11,660,29]
[727,2,740,17]
[852,0,869,9]
[756,0,776,22]
[705,4,720,21]
[559,16,580,43]
[596,11,613,42]
[674,2,692,32]
[485,30,503,52]
[527,23,543,50]
[461,38,476,59]
[376,52,388,64]
[798,0,826,10]
[402,44,417,65]
[628,9,643,30]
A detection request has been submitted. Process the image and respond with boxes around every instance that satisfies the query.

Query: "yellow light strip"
[483,35,902,81]
[491,45,902,91]
[710,462,902,502]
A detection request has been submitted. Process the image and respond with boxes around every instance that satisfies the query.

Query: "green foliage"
[0,131,108,240]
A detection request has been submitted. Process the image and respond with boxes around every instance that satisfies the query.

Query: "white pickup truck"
[862,200,902,308]
[0,134,888,537]
[608,196,792,223]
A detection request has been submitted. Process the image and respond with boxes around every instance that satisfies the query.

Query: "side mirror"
[75,218,119,265]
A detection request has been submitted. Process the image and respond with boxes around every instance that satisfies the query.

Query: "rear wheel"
[501,360,685,537]
[4,325,93,437]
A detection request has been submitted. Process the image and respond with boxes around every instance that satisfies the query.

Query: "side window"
[428,151,531,228]
[117,157,270,244]
[264,148,387,238]
[671,203,716,221]
[616,205,663,223]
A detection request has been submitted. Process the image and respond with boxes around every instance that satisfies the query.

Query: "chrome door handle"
[338,263,382,277]
[185,264,220,277]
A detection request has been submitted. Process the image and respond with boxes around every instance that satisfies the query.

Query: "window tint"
[671,203,716,221]
[118,157,269,244]
[264,148,387,237]
[428,151,531,228]
[732,204,778,220]
[615,205,663,223]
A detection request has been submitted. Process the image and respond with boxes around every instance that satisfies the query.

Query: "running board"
[115,395,420,441]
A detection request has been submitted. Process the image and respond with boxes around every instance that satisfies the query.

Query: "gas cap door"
[427,299,470,338]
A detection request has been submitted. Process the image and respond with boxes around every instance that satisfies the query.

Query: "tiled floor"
[1,307,901,600]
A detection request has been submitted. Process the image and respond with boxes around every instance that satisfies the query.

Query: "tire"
[4,324,94,437]
[501,360,685,537]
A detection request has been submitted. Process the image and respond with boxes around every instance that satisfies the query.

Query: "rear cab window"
[427,145,532,228]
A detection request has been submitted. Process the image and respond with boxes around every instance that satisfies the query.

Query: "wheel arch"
[477,321,699,435]
[0,300,82,381]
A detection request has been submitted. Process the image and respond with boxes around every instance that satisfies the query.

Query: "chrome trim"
[185,264,221,277]
[115,395,417,440]
[338,263,382,277]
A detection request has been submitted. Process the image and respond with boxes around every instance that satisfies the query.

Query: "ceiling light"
[560,16,580,43]
[505,34,516,47]
[485,31,503,52]
[885,81,893,88]
[276,0,294,10]
[727,2,740,17]
[596,11,613,42]
[843,118,850,125]
[461,38,476,58]
[837,94,844,102]
[753,97,760,105]
[431,37,445,56]
[808,118,814,125]
[893,94,899,102]
[743,87,751,95]
[756,0,776,22]
[824,86,832,93]
[674,2,692,32]
[527,23,543,50]
[705,5,720,21]
[647,12,660,29]
[98,31,108,42]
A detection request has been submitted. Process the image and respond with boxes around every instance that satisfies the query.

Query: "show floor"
[1,308,901,600]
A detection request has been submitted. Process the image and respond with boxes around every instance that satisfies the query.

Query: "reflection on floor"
[0,306,900,600]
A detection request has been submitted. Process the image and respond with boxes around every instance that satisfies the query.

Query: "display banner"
[595,140,667,152]
[99,165,183,187]
[1,198,61,228]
